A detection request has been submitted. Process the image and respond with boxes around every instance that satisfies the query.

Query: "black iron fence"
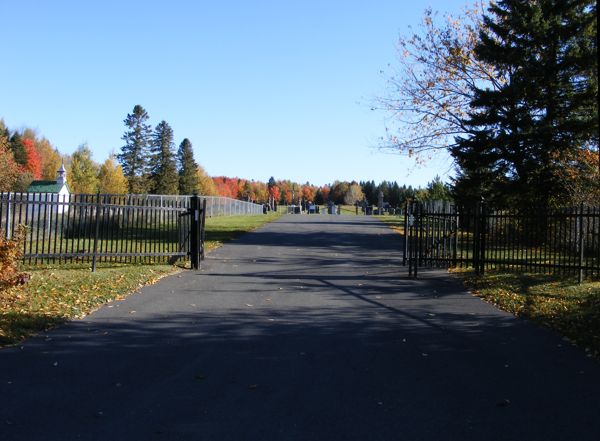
[405,201,600,282]
[0,192,207,270]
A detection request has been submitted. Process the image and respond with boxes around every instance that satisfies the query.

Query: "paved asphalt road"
[1,215,599,441]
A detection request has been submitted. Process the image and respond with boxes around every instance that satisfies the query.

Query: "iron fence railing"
[0,192,261,269]
[405,201,600,282]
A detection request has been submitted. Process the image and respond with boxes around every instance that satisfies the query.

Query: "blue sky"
[1,0,467,187]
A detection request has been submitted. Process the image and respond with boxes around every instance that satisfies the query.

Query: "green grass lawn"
[204,212,282,251]
[377,215,405,235]
[0,212,283,347]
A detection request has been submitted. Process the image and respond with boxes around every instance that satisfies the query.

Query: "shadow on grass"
[0,312,66,347]
[461,270,600,356]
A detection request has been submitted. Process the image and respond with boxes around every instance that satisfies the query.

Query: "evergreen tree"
[362,180,376,205]
[426,176,452,201]
[177,138,199,194]
[452,0,598,206]
[118,105,152,194]
[149,120,179,195]
[389,182,401,206]
[9,132,28,166]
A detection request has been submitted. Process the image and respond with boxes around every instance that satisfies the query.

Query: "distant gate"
[404,201,600,282]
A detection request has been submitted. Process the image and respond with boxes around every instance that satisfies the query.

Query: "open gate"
[404,201,600,281]
[404,201,484,278]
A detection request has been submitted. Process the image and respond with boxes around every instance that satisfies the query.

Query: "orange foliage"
[21,138,42,179]
[302,185,315,202]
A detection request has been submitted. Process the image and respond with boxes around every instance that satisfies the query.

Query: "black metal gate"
[1,192,207,271]
[404,201,600,282]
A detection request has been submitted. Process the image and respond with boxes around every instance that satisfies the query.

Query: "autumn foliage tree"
[69,144,99,194]
[98,155,128,194]
[197,165,218,196]
[0,136,20,192]
[377,1,501,161]
[21,138,42,179]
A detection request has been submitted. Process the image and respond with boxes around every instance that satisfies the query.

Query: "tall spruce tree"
[118,105,152,194]
[9,132,28,167]
[149,121,179,195]
[177,138,199,194]
[452,0,597,206]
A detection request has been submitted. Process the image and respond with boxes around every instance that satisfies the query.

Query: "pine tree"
[177,138,199,194]
[118,105,152,194]
[149,121,179,195]
[9,133,28,167]
[452,0,597,206]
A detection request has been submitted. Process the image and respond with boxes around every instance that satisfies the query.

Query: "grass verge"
[204,211,283,251]
[0,212,283,347]
[377,215,405,235]
[456,269,600,359]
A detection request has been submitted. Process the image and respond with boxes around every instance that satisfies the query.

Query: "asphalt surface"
[1,214,599,441]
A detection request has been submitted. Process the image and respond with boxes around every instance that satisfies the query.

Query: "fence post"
[578,203,585,284]
[190,193,201,270]
[91,193,102,273]
[452,205,458,268]
[408,202,420,278]
[473,202,481,275]
[403,201,408,266]
[479,202,487,276]
[4,192,11,240]
[200,198,207,261]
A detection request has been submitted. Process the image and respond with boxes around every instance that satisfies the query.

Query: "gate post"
[403,201,409,266]
[200,198,207,261]
[190,193,201,270]
[473,203,480,275]
[578,203,585,284]
[479,202,487,276]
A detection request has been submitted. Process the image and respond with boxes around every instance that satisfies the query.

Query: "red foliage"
[22,138,42,179]
[269,185,280,201]
[212,176,241,199]
[302,185,315,202]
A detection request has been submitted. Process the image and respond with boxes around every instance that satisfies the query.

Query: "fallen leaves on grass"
[461,271,600,359]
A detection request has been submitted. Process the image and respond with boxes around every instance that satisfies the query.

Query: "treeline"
[207,175,450,207]
[2,105,450,205]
